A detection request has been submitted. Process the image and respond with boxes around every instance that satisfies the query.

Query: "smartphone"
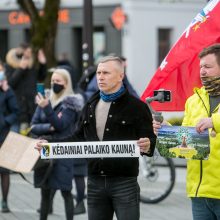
[37,83,45,96]
[153,90,171,102]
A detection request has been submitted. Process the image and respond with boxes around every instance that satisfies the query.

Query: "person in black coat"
[36,56,156,220]
[0,61,19,213]
[5,44,47,133]
[30,68,85,220]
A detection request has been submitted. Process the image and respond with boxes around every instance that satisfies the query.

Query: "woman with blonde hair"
[30,68,84,220]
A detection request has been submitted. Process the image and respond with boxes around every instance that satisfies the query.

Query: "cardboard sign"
[41,140,140,159]
[0,132,40,173]
[157,125,210,160]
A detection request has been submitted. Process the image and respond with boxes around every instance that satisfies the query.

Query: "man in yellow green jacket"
[153,43,220,220]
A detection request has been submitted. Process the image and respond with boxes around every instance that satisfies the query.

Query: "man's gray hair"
[98,56,123,64]
[98,56,124,73]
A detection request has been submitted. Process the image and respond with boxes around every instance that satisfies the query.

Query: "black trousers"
[40,188,74,220]
[87,176,140,220]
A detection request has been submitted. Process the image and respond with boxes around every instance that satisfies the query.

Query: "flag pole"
[82,0,94,73]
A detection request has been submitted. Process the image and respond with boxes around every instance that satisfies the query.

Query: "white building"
[121,0,206,96]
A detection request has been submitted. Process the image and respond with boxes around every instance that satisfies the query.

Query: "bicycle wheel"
[138,156,176,204]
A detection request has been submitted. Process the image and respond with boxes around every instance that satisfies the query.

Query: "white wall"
[122,0,206,97]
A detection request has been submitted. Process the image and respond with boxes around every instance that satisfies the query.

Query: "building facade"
[0,0,122,75]
[0,0,206,97]
[122,0,205,95]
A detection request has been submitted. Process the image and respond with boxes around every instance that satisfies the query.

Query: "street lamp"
[82,0,94,73]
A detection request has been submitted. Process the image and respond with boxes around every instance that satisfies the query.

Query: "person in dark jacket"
[57,52,80,90]
[5,44,47,134]
[0,61,19,213]
[36,56,156,220]
[31,68,85,220]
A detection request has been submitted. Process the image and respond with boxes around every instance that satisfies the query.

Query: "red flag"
[141,0,220,111]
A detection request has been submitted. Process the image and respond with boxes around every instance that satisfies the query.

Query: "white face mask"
[0,71,5,81]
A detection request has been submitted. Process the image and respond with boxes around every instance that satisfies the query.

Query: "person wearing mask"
[0,61,19,212]
[153,43,220,220]
[36,56,156,220]
[30,68,84,220]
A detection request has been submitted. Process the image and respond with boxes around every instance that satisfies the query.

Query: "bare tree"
[17,0,60,67]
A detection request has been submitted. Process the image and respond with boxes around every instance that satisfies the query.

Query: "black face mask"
[52,83,64,94]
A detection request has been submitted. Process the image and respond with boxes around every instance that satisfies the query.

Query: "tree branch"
[17,0,39,21]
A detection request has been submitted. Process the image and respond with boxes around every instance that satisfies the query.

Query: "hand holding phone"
[36,83,49,108]
[35,92,49,108]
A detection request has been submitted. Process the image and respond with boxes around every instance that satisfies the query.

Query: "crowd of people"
[0,43,89,218]
[1,42,220,220]
[0,43,144,220]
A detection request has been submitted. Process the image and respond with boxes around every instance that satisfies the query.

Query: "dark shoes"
[74,201,86,215]
[1,201,10,213]
[37,207,53,214]
[36,201,86,215]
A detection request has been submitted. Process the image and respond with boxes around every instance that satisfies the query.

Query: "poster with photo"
[157,125,210,160]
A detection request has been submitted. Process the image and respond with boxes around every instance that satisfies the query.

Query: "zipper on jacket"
[195,160,202,196]
[194,90,209,197]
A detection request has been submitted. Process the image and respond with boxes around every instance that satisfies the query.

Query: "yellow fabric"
[182,87,220,199]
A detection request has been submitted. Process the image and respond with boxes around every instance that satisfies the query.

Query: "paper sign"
[41,140,140,159]
[156,125,210,160]
[0,132,40,173]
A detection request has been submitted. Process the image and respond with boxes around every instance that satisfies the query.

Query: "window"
[0,30,8,62]
[93,27,106,65]
[25,29,31,43]
[158,28,171,66]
